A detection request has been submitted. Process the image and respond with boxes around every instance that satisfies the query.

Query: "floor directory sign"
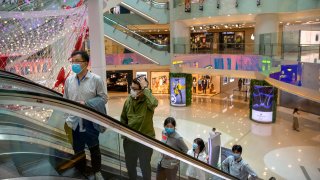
[170,77,186,106]
[251,85,274,123]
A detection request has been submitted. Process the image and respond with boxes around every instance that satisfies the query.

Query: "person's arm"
[177,137,189,153]
[96,77,108,104]
[244,164,258,178]
[221,157,230,173]
[120,99,128,125]
[142,88,158,110]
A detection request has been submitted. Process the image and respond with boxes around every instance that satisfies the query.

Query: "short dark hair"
[164,117,176,127]
[212,128,216,131]
[194,138,205,153]
[293,108,299,114]
[132,76,149,90]
[232,144,242,154]
[71,51,90,62]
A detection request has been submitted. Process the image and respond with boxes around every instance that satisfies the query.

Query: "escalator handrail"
[0,89,238,180]
[0,74,62,97]
[0,69,32,82]
[104,16,168,49]
[141,0,168,9]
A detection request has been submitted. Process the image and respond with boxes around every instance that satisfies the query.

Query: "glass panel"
[0,75,61,96]
[0,89,236,179]
[104,16,169,52]
[141,0,169,9]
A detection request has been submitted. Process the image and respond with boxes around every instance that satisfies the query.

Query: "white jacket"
[186,149,208,180]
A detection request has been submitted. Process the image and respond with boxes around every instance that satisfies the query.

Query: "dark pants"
[123,138,153,180]
[72,120,101,173]
[156,164,178,180]
[193,87,196,93]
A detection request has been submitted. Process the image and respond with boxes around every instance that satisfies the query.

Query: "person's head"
[212,128,216,132]
[70,51,90,74]
[293,108,299,114]
[232,144,242,160]
[130,76,148,99]
[163,117,176,134]
[192,138,205,153]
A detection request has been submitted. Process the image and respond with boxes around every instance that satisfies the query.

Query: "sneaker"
[94,171,104,180]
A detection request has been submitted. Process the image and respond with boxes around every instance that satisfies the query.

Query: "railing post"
[298,45,301,62]
[270,44,274,58]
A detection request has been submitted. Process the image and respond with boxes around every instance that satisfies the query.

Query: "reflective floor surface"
[107,91,320,180]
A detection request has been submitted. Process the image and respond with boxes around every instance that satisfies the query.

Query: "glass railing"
[141,0,169,9]
[0,87,238,179]
[104,15,169,52]
[174,43,320,62]
[0,0,54,11]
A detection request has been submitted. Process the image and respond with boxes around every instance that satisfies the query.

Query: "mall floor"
[107,91,320,180]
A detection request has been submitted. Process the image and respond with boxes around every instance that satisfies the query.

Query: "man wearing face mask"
[120,76,158,180]
[222,145,258,180]
[64,51,107,179]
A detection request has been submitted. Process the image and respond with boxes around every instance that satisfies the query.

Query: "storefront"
[191,74,221,95]
[150,71,169,94]
[106,70,133,92]
[190,32,213,53]
[219,31,245,53]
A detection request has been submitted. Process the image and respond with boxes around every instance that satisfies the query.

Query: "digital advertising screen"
[251,85,274,123]
[170,77,186,106]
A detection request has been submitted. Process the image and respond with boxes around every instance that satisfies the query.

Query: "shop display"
[223,77,228,85]
[251,86,274,123]
[300,30,320,45]
[107,71,133,92]
[192,75,220,95]
[151,72,169,94]
[170,77,186,106]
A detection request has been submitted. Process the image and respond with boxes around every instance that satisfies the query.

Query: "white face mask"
[130,89,139,98]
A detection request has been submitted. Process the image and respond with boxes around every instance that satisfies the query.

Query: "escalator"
[104,16,170,65]
[119,0,169,24]
[0,73,237,179]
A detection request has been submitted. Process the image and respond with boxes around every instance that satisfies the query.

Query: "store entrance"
[219,31,245,54]
[106,70,133,93]
[192,74,220,96]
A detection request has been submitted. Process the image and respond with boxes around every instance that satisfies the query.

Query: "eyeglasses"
[70,61,86,64]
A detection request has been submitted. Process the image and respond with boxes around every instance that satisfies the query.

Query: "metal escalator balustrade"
[0,89,238,180]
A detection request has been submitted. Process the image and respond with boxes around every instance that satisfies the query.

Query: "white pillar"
[254,14,279,54]
[88,0,106,82]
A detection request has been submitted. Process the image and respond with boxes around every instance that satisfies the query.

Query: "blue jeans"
[72,120,101,173]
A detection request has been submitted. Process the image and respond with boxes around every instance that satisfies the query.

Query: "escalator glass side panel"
[0,89,237,179]
[104,16,169,52]
[0,77,62,97]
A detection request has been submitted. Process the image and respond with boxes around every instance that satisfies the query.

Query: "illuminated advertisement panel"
[251,86,274,123]
[170,77,186,106]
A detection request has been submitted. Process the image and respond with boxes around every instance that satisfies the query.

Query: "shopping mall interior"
[0,0,320,180]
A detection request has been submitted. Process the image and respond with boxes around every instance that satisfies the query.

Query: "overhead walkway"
[0,73,237,180]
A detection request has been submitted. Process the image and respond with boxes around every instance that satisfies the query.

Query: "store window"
[151,72,169,94]
[192,74,220,95]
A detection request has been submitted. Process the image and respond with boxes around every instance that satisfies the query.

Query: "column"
[254,14,279,55]
[88,0,107,82]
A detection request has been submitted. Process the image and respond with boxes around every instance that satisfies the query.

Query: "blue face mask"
[165,128,175,134]
[72,64,83,74]
[192,143,198,150]
[233,153,241,160]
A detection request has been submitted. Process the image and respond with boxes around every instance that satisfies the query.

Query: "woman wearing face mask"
[186,138,208,180]
[157,117,188,180]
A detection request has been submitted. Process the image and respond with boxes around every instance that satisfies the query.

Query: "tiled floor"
[107,91,320,180]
